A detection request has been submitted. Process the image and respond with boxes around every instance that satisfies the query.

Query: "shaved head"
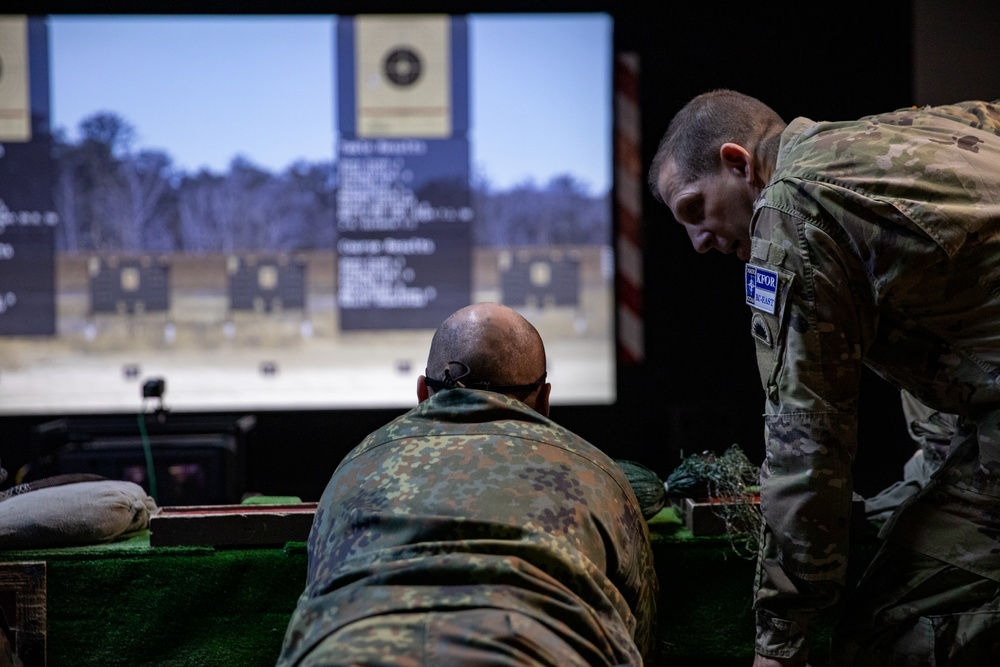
[422,303,550,411]
[426,302,546,389]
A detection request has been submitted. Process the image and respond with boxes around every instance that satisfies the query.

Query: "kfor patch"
[745,264,778,314]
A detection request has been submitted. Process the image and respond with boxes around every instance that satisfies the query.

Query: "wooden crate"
[682,496,760,536]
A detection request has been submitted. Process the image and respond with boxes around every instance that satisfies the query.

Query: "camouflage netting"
[664,445,762,558]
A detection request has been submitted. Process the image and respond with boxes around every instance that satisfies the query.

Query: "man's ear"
[720,142,753,182]
[417,375,430,403]
[534,382,551,417]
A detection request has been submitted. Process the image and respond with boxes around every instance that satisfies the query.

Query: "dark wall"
[3,1,997,502]
[913,0,1000,106]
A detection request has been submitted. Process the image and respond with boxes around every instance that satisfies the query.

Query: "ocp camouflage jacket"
[746,100,1000,662]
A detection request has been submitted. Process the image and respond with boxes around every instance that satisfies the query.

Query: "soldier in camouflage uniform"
[648,89,1000,666]
[276,302,658,667]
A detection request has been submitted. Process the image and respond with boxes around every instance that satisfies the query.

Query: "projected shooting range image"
[0,13,615,414]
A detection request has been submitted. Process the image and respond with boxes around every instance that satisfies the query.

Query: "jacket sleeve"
[625,508,659,662]
[747,197,869,662]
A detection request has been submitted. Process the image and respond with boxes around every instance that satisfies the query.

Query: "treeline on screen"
[49,112,610,254]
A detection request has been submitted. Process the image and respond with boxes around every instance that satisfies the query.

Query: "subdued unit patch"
[751,312,772,347]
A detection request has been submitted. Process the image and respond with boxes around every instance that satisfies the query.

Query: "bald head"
[421,303,549,412]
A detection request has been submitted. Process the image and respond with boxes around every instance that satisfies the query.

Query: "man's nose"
[689,228,713,253]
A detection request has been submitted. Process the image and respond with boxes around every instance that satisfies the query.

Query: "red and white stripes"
[614,52,644,365]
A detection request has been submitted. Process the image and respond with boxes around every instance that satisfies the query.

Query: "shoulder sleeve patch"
[746,264,780,314]
[751,311,772,347]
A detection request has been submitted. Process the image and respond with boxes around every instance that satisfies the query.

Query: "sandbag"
[0,480,157,550]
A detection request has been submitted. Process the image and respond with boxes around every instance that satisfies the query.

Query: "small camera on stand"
[142,377,167,419]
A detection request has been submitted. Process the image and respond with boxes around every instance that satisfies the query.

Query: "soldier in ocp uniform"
[276,302,658,666]
[648,90,1000,666]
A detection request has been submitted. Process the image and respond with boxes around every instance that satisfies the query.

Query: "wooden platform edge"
[149,503,318,547]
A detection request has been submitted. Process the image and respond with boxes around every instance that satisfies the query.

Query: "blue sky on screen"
[48,14,611,194]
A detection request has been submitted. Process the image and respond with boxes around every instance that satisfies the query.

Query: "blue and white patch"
[745,264,779,314]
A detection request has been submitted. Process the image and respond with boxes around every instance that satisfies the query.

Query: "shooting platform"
[0,502,880,666]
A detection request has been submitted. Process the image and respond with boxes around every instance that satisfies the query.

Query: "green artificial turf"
[1,534,307,667]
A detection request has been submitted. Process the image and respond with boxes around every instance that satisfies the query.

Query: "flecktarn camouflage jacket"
[276,388,658,666]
